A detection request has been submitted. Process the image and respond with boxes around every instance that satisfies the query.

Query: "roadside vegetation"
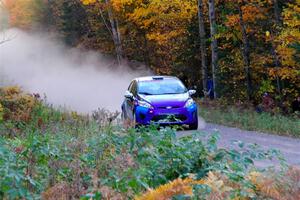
[1,87,300,200]
[199,100,300,137]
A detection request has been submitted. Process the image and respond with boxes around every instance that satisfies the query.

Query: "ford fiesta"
[121,76,198,130]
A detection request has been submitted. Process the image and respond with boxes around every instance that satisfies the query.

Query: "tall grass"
[199,106,300,137]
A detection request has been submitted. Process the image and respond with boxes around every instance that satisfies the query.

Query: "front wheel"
[189,114,198,130]
[189,121,198,130]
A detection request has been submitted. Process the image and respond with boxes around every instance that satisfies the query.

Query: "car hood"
[139,93,189,108]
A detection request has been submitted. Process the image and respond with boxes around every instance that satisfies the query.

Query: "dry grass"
[136,167,300,200]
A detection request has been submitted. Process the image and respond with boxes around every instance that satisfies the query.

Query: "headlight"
[185,98,195,108]
[138,100,153,109]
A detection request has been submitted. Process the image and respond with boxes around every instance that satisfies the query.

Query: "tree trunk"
[142,31,151,68]
[272,0,282,94]
[273,0,281,25]
[198,0,208,93]
[105,0,123,66]
[208,0,218,98]
[238,4,253,101]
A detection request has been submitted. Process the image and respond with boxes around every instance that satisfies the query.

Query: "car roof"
[134,76,179,82]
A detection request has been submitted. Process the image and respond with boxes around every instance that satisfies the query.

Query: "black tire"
[121,110,127,127]
[121,110,125,121]
[189,114,198,130]
[132,112,138,128]
[189,121,198,130]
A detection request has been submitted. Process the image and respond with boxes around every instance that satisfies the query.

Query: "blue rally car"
[121,76,198,129]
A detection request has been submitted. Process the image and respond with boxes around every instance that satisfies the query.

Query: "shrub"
[0,86,38,123]
[135,167,300,200]
[2,120,280,200]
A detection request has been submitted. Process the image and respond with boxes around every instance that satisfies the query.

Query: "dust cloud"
[0,29,150,113]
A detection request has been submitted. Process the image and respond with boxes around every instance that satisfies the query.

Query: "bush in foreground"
[137,167,300,200]
[0,87,298,200]
[0,120,289,199]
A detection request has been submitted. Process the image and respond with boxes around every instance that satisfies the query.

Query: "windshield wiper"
[162,92,182,95]
[139,92,154,95]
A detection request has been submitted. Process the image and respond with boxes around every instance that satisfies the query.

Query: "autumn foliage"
[3,0,45,29]
[0,86,38,123]
[137,168,300,200]
[3,0,300,111]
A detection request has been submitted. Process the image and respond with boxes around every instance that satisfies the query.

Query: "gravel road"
[177,118,300,167]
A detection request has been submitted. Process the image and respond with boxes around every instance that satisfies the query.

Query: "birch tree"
[105,0,122,66]
[82,0,123,66]
[0,0,11,45]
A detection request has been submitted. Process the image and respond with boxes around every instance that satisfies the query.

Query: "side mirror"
[124,91,134,99]
[188,90,196,96]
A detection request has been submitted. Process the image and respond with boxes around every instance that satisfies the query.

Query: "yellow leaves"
[81,0,97,6]
[247,171,282,200]
[274,0,300,94]
[277,44,296,66]
[249,167,300,200]
[135,177,205,200]
[5,0,45,29]
[246,171,262,184]
[204,172,232,194]
[1,86,21,97]
[279,68,298,80]
[129,0,197,27]
[111,0,136,12]
[226,14,239,28]
[269,67,299,82]
[277,0,300,48]
[115,0,197,44]
[0,86,38,123]
[226,3,266,29]
[147,30,185,45]
[136,169,300,200]
[136,172,250,200]
[283,0,300,28]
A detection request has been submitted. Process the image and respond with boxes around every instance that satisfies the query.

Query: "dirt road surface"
[177,118,300,167]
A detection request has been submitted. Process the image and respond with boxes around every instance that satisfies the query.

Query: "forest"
[2,0,299,112]
[1,1,300,199]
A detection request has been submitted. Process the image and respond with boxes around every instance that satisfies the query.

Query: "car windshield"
[138,79,187,95]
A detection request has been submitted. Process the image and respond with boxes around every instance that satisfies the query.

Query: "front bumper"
[135,104,198,126]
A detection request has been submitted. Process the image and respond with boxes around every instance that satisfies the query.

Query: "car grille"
[152,114,187,122]
[157,106,181,109]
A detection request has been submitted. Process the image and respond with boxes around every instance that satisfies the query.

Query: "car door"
[124,81,137,120]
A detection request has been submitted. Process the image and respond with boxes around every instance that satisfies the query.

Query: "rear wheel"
[132,112,137,128]
[121,110,125,121]
[121,110,128,127]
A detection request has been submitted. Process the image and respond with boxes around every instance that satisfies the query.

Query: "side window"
[128,81,134,92]
[128,81,137,97]
[132,81,138,97]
